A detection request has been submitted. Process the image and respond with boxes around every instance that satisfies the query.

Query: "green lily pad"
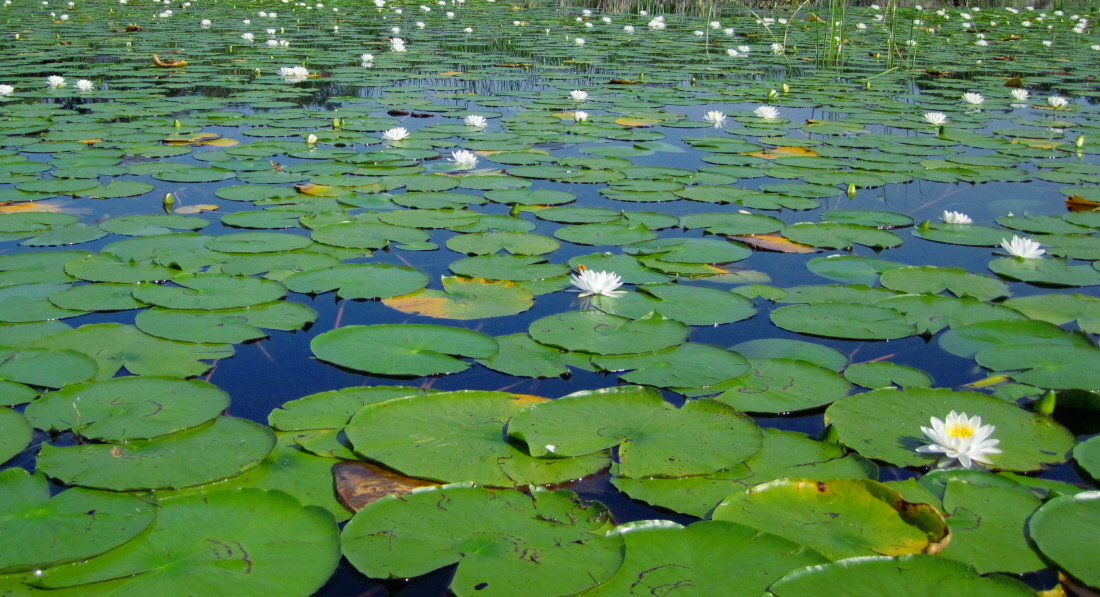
[730,338,848,371]
[311,220,430,249]
[594,283,756,325]
[0,468,157,574]
[768,554,1037,597]
[0,347,97,388]
[593,343,750,389]
[825,388,1076,471]
[25,376,228,441]
[205,231,312,253]
[625,237,752,264]
[529,311,688,355]
[32,489,340,597]
[1028,491,1100,590]
[47,283,146,312]
[911,223,1011,247]
[37,416,275,491]
[771,302,916,340]
[844,362,932,390]
[975,344,1100,391]
[783,223,903,250]
[711,478,947,560]
[0,283,85,322]
[614,428,878,518]
[709,358,852,413]
[31,323,233,380]
[347,390,608,486]
[938,319,1092,359]
[445,230,559,255]
[806,255,907,284]
[135,301,316,344]
[132,273,287,310]
[508,385,762,478]
[879,266,1010,301]
[311,324,497,376]
[341,486,622,597]
[584,520,828,597]
[475,333,590,378]
[0,408,30,466]
[1003,293,1100,334]
[554,222,658,246]
[1074,436,1100,482]
[283,263,428,299]
[990,257,1100,287]
[98,214,208,237]
[0,381,37,407]
[64,254,178,283]
[382,276,533,320]
[875,294,1028,336]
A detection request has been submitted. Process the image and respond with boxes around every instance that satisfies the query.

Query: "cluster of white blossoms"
[389,38,406,52]
[917,411,1001,469]
[647,15,665,30]
[278,66,309,82]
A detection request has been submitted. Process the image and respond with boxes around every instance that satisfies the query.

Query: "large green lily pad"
[0,408,30,466]
[529,311,688,355]
[311,324,497,376]
[382,276,534,320]
[711,478,948,560]
[25,376,229,441]
[341,486,622,597]
[283,263,429,299]
[346,390,608,486]
[1028,491,1100,590]
[132,273,287,310]
[0,347,97,388]
[0,468,157,574]
[135,301,317,344]
[508,385,762,478]
[31,489,340,597]
[825,388,1075,471]
[37,416,276,491]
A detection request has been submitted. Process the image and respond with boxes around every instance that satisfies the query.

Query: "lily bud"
[767,88,779,99]
[162,192,175,213]
[332,117,342,130]
[846,182,856,198]
[306,133,318,145]
[864,80,871,90]
[781,82,790,93]
[1076,134,1085,147]
[937,124,946,139]
[1034,390,1056,415]
[173,119,181,127]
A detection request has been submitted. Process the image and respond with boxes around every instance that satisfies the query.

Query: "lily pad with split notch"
[283,263,428,300]
[135,301,317,344]
[31,488,340,597]
[341,486,622,597]
[592,343,750,389]
[133,273,287,310]
[879,266,1010,301]
[824,387,1075,471]
[311,324,497,377]
[771,302,916,340]
[37,416,276,491]
[708,358,852,414]
[0,346,98,388]
[989,257,1100,287]
[25,376,228,441]
[1028,491,1100,590]
[0,468,157,574]
[205,231,312,253]
[346,390,608,486]
[614,428,877,518]
[475,333,591,379]
[529,311,688,356]
[782,223,904,250]
[711,478,947,560]
[383,276,534,320]
[593,283,756,326]
[508,385,762,478]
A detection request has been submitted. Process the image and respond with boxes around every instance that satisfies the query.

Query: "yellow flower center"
[945,421,976,439]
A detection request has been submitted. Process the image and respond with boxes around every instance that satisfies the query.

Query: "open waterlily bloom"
[573,110,588,122]
[916,411,1001,469]
[305,133,318,145]
[942,210,972,224]
[381,127,410,142]
[46,75,65,88]
[464,114,488,128]
[570,266,625,297]
[389,38,406,51]
[1001,235,1045,259]
[0,84,13,96]
[1047,95,1069,109]
[1010,88,1029,101]
[448,149,478,169]
[923,111,947,125]
[703,110,726,127]
[74,79,93,92]
[754,105,780,120]
[962,92,984,105]
[569,89,588,101]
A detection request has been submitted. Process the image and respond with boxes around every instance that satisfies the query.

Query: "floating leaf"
[0,347,97,388]
[0,408,30,466]
[529,311,688,355]
[383,276,534,320]
[879,266,1009,301]
[771,302,916,340]
[341,486,622,597]
[283,263,428,299]
[1028,491,1100,590]
[710,358,852,413]
[135,301,317,344]
[311,324,497,376]
[593,343,750,389]
[132,273,287,310]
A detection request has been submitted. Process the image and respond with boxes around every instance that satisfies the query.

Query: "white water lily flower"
[306,133,318,145]
[389,38,406,51]
[570,89,588,101]
[916,411,1001,469]
[1047,95,1069,109]
[1001,235,1044,258]
[381,127,410,142]
[574,37,584,45]
[570,267,625,297]
[200,18,211,27]
[754,105,780,120]
[942,210,972,224]
[737,45,751,53]
[975,39,988,46]
[266,39,280,46]
[703,110,726,127]
[74,79,93,92]
[923,111,948,125]
[573,110,588,122]
[240,32,254,41]
[723,27,734,35]
[726,48,741,57]
[0,84,13,96]
[770,42,784,54]
[278,66,309,82]
[464,114,488,127]
[1010,88,1029,101]
[360,53,374,62]
[46,75,65,88]
[962,92,984,105]
[623,25,634,33]
[449,149,478,169]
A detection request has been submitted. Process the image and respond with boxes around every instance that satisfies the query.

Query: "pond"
[1,0,1100,595]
